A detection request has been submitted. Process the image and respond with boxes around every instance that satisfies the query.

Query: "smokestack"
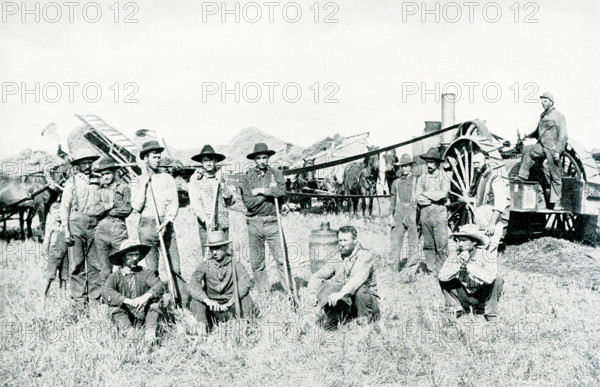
[441,93,456,145]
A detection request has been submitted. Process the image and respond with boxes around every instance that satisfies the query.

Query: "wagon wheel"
[507,143,585,181]
[443,135,507,232]
[453,120,493,141]
[546,212,582,240]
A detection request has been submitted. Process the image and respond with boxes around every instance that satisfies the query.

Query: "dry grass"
[1,207,599,386]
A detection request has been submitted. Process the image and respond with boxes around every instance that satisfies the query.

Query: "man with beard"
[516,92,568,210]
[414,148,450,275]
[307,225,380,328]
[468,151,509,256]
[60,149,105,305]
[188,145,235,257]
[94,158,133,284]
[240,143,291,294]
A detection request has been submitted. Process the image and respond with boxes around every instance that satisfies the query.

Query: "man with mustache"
[414,147,450,275]
[60,148,105,305]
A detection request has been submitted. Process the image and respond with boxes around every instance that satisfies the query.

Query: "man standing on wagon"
[188,145,235,257]
[61,149,105,305]
[241,142,291,294]
[516,92,568,210]
[415,148,450,275]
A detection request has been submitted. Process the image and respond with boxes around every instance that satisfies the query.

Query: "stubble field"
[1,205,599,386]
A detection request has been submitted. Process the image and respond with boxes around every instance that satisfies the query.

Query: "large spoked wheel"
[443,135,508,232]
[453,120,493,141]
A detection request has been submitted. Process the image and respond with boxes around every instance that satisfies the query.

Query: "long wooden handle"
[147,176,180,306]
[274,196,300,307]
[230,254,242,318]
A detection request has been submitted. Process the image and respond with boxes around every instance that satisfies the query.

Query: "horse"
[0,163,69,240]
[342,146,380,217]
[290,159,318,212]
[383,149,398,194]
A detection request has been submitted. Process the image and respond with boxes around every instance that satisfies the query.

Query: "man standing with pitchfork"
[241,143,294,296]
[188,145,235,257]
[131,140,183,304]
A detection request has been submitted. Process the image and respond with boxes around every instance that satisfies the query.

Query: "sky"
[1,0,599,158]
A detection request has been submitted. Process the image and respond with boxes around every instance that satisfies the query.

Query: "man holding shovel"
[188,145,235,257]
[131,140,184,303]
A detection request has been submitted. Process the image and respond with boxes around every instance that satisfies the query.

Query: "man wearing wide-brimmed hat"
[516,92,568,210]
[240,142,291,294]
[131,140,182,285]
[102,240,164,340]
[60,148,106,305]
[188,230,255,331]
[414,147,450,275]
[188,145,235,257]
[438,224,502,322]
[388,154,419,278]
[94,157,133,283]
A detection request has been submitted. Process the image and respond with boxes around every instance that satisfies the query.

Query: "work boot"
[253,271,270,294]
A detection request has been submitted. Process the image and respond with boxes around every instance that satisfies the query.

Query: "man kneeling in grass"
[307,225,380,329]
[188,230,256,331]
[102,240,164,341]
[438,224,503,322]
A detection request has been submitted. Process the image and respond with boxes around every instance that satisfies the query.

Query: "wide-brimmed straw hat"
[247,142,276,160]
[108,240,151,266]
[206,230,232,247]
[191,145,226,163]
[93,157,121,173]
[395,153,415,166]
[451,224,487,246]
[139,140,165,159]
[420,147,444,162]
[70,148,100,165]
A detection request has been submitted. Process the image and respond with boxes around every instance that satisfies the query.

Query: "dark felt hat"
[420,147,444,162]
[93,157,121,173]
[139,140,165,159]
[108,240,151,266]
[247,142,276,160]
[191,145,226,163]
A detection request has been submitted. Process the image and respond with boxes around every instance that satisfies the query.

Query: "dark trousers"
[518,143,562,204]
[45,231,69,281]
[391,204,418,271]
[318,282,380,328]
[419,204,448,275]
[439,277,503,315]
[110,303,161,333]
[69,214,103,302]
[198,219,229,258]
[138,217,181,276]
[95,217,128,281]
[246,216,292,293]
[189,295,255,330]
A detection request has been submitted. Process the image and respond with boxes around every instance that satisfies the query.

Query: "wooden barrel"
[309,222,338,273]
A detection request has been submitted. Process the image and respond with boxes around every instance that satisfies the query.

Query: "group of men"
[42,91,567,334]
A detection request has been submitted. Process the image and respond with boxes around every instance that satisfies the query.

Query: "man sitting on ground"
[307,225,380,328]
[102,240,164,341]
[188,230,255,331]
[438,224,503,322]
